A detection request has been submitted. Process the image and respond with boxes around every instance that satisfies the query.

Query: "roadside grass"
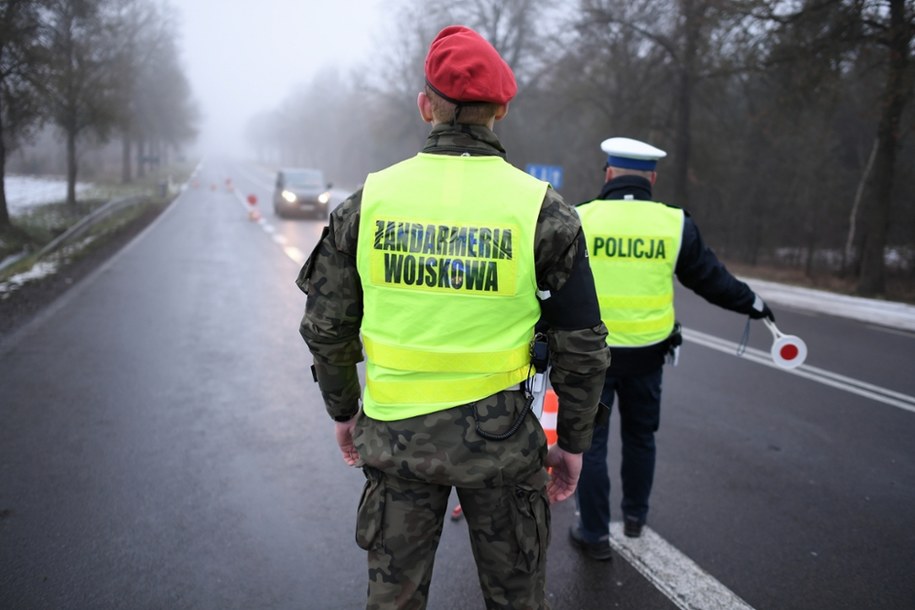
[1,200,108,257]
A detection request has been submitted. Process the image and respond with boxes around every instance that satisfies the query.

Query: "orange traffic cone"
[450,504,463,521]
[540,388,558,446]
[246,194,260,221]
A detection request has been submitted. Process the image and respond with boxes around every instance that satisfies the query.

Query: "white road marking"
[283,246,305,265]
[608,523,756,610]
[683,328,915,414]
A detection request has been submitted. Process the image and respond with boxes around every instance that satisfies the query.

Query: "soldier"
[297,25,610,610]
[568,137,775,561]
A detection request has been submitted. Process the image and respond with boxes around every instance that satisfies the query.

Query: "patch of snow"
[4,175,93,214]
[0,261,58,298]
[744,277,915,332]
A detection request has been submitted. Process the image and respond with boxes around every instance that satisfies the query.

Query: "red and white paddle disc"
[763,318,807,369]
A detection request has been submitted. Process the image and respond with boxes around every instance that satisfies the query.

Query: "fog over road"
[1,159,913,610]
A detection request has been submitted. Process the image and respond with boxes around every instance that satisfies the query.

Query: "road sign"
[525,164,563,189]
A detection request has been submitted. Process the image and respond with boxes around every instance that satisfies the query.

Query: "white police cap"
[600,137,667,171]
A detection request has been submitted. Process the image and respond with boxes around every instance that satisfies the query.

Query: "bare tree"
[132,9,197,176]
[0,0,47,229]
[855,0,914,296]
[41,0,122,205]
[108,0,156,183]
[110,0,196,182]
[746,0,914,294]
[577,0,720,209]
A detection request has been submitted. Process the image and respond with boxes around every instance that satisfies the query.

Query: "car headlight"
[282,190,297,203]
[318,192,331,204]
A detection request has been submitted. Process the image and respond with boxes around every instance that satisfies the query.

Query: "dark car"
[273,168,333,219]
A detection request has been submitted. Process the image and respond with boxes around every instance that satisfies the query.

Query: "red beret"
[424,25,517,105]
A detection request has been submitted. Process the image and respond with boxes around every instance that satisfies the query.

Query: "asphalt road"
[1,158,912,610]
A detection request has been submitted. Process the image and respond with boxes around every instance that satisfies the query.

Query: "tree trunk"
[66,128,78,206]
[672,0,699,209]
[803,183,817,278]
[844,138,878,273]
[856,0,912,296]
[0,99,11,229]
[137,138,145,179]
[122,132,132,183]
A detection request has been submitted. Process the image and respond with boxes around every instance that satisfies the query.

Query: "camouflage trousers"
[352,389,552,610]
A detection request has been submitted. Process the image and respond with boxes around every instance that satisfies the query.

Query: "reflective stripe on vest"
[357,153,545,420]
[577,199,683,347]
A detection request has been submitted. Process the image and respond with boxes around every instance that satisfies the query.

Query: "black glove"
[748,295,775,321]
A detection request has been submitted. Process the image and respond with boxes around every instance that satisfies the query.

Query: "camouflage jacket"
[297,123,609,456]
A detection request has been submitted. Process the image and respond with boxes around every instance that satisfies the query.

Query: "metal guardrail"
[0,250,28,274]
[34,195,147,260]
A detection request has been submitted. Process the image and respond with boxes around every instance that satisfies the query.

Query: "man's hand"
[749,294,775,321]
[545,445,582,503]
[335,419,361,466]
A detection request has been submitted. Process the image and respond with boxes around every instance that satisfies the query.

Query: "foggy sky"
[176,0,387,156]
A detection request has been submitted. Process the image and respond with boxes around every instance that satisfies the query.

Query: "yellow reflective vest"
[577,199,684,347]
[356,153,546,420]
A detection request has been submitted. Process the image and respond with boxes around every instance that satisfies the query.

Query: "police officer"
[297,26,610,609]
[568,137,775,561]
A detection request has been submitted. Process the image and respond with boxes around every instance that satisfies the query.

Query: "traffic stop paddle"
[763,318,807,369]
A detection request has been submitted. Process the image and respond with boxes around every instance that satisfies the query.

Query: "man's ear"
[494,102,509,121]
[417,91,434,123]
[649,171,658,185]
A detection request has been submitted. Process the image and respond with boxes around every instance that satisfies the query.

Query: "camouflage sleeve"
[535,188,610,453]
[297,190,365,420]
